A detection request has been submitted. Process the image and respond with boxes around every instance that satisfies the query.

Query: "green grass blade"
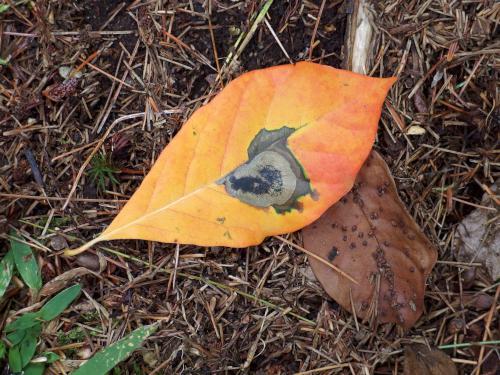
[6,323,41,347]
[20,333,38,368]
[10,235,42,291]
[23,363,45,375]
[41,351,60,363]
[0,341,5,360]
[0,250,14,298]
[6,327,28,345]
[39,284,81,321]
[5,312,41,333]
[72,324,157,375]
[6,286,80,334]
[8,345,22,373]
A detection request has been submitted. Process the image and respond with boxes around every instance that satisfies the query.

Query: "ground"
[0,0,498,374]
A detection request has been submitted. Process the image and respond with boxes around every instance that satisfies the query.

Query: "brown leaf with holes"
[404,344,457,375]
[302,151,437,328]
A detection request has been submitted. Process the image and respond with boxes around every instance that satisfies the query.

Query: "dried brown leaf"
[39,267,95,297]
[404,344,457,375]
[302,151,437,328]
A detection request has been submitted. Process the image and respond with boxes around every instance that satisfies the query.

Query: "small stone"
[472,294,493,311]
[447,318,465,334]
[462,268,476,289]
[49,235,68,251]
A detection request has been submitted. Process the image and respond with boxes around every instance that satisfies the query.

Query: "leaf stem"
[64,237,102,256]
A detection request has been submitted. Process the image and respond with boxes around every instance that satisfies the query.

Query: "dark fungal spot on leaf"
[218,127,312,213]
[328,247,338,261]
[377,185,387,196]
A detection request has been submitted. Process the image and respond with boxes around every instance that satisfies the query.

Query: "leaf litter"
[0,0,498,373]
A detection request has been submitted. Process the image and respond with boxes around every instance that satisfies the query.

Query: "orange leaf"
[302,151,437,328]
[68,62,395,255]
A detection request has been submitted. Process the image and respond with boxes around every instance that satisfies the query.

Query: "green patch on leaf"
[72,324,157,375]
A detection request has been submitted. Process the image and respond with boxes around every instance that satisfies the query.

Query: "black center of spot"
[228,164,283,196]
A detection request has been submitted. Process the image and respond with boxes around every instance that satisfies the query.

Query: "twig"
[308,0,326,60]
[61,112,146,210]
